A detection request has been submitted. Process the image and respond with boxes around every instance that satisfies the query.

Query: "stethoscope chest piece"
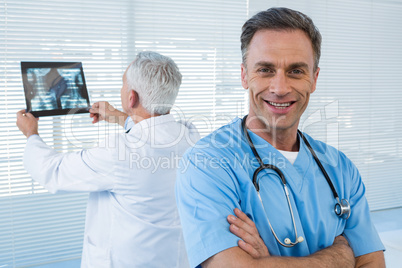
[334,198,351,219]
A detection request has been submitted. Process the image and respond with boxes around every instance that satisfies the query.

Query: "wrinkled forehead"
[247,29,315,68]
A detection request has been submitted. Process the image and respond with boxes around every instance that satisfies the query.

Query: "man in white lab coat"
[16,51,199,268]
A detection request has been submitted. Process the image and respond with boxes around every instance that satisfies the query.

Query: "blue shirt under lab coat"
[175,117,384,268]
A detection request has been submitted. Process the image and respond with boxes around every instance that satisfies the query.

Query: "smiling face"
[242,29,320,137]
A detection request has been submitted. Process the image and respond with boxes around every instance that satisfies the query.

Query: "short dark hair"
[241,7,322,71]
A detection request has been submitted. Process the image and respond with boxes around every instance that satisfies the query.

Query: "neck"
[245,116,299,152]
[129,108,165,124]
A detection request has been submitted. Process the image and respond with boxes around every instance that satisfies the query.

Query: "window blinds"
[250,0,402,211]
[0,1,132,266]
[0,0,247,266]
[129,0,248,136]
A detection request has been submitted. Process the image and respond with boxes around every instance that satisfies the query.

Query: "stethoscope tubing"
[241,115,340,202]
[297,131,339,200]
[241,115,350,247]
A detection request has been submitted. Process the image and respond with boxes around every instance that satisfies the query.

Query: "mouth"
[266,101,295,109]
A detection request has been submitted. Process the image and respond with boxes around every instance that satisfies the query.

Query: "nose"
[269,71,291,97]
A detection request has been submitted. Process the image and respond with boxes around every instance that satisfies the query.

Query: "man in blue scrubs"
[175,7,385,267]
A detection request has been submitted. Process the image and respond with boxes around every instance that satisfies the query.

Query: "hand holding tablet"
[16,110,39,138]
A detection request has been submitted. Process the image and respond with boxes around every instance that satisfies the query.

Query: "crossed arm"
[202,208,385,268]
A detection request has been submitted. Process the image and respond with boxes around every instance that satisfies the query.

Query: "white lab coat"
[24,114,200,268]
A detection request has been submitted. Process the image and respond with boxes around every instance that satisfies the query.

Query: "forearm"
[355,251,385,268]
[24,135,65,193]
[203,239,354,268]
[308,237,355,268]
[24,135,114,193]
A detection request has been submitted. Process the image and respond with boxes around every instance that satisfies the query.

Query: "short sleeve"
[342,161,385,257]
[175,150,241,268]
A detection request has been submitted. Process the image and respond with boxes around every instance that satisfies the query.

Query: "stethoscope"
[241,115,351,248]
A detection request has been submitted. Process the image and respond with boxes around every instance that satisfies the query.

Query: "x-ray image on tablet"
[21,62,91,117]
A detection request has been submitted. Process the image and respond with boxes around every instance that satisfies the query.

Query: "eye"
[290,69,303,75]
[258,68,274,74]
[289,69,304,76]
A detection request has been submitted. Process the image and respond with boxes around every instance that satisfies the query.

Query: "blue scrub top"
[175,117,384,268]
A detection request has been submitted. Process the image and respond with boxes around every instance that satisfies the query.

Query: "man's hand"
[16,110,39,138]
[227,208,270,259]
[89,101,128,127]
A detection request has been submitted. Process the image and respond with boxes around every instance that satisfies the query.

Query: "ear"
[128,90,138,108]
[311,67,320,93]
[241,63,249,90]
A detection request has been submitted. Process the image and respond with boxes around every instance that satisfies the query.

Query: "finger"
[229,223,251,241]
[227,214,250,233]
[16,110,31,122]
[92,115,99,124]
[16,109,25,118]
[227,214,241,227]
[238,239,259,258]
[89,107,99,114]
[228,213,257,236]
[239,239,270,258]
[229,223,258,247]
[92,102,99,109]
[234,209,259,235]
[89,111,98,118]
[25,112,36,119]
[234,208,256,228]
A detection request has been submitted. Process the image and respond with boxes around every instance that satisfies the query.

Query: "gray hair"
[126,51,182,115]
[241,7,322,71]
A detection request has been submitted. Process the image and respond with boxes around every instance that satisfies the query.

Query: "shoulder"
[301,132,361,191]
[177,117,246,190]
[301,132,353,168]
[183,117,243,160]
[128,115,200,148]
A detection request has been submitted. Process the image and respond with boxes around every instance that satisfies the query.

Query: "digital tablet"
[21,62,91,117]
